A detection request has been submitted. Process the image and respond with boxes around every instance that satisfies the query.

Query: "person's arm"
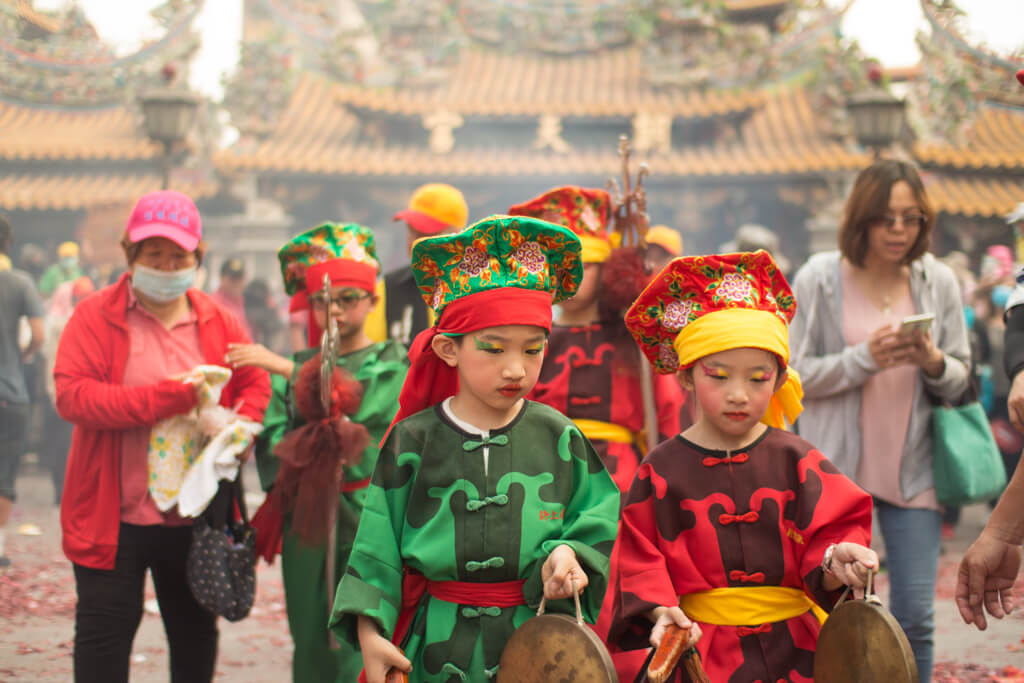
[955,458,1024,630]
[53,304,197,429]
[22,316,43,359]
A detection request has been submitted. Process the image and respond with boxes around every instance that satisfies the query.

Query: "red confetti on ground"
[935,663,1024,682]
[0,563,77,620]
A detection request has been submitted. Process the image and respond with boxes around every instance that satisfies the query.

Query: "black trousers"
[73,523,218,683]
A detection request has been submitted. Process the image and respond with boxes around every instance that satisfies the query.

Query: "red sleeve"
[794,448,873,608]
[653,372,683,440]
[53,304,197,429]
[217,309,271,423]
[606,462,679,650]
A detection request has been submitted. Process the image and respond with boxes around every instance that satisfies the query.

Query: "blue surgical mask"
[61,256,79,270]
[132,264,195,303]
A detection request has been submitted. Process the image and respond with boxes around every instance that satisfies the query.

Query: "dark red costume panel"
[529,321,683,491]
[601,427,872,683]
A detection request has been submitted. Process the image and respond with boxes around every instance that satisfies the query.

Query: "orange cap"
[394,183,468,235]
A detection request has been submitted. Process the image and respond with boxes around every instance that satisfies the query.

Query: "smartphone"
[898,313,935,335]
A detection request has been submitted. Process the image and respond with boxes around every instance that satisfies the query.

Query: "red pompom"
[1017,69,1024,87]
[599,246,654,318]
[293,352,364,421]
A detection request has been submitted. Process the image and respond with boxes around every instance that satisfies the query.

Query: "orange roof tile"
[335,48,762,119]
[217,139,867,179]
[915,107,1024,170]
[218,84,868,178]
[926,176,1024,218]
[0,100,157,161]
[0,173,217,211]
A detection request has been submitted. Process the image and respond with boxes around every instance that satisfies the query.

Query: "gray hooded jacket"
[790,251,970,501]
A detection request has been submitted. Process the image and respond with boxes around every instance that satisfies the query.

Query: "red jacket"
[54,274,271,570]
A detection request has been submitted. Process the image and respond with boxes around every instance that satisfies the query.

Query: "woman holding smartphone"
[790,158,970,683]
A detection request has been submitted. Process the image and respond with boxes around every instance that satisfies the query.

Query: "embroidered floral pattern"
[661,300,693,332]
[657,341,679,371]
[278,223,379,296]
[458,246,490,277]
[409,216,583,315]
[715,272,755,303]
[514,241,547,274]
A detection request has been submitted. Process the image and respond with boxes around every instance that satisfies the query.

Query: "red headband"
[384,287,554,442]
[305,259,377,296]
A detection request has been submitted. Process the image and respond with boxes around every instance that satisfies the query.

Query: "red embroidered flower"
[657,341,679,371]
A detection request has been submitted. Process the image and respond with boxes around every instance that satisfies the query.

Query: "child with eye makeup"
[229,223,408,683]
[329,216,619,683]
[600,252,877,683]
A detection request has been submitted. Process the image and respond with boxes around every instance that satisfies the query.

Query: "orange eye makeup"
[751,369,774,381]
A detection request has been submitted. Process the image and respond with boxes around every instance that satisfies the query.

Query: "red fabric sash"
[426,579,527,607]
[341,477,371,493]
[382,287,554,444]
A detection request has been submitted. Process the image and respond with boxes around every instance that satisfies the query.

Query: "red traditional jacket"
[528,321,683,492]
[600,427,872,683]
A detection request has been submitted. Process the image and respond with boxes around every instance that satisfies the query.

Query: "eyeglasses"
[872,213,926,230]
[309,290,371,310]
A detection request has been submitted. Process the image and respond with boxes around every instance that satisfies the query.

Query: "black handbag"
[186,478,256,622]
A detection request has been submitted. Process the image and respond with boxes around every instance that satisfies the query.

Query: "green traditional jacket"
[330,399,620,682]
[254,339,407,683]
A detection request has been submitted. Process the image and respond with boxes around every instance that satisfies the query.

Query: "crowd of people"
[0,156,1020,683]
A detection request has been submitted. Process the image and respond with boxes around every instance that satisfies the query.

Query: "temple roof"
[0,100,157,161]
[335,47,762,119]
[926,175,1024,219]
[914,107,1024,171]
[0,172,217,210]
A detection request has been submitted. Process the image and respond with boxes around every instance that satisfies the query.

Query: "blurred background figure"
[243,278,286,355]
[643,224,682,274]
[385,183,468,345]
[210,257,253,339]
[722,223,792,278]
[18,243,47,285]
[0,215,45,568]
[40,275,95,504]
[39,241,84,299]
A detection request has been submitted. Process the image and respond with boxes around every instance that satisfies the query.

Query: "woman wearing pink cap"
[53,190,271,683]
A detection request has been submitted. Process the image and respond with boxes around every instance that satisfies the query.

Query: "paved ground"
[1,461,1023,682]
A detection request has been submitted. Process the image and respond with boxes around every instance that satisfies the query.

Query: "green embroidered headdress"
[278,223,380,308]
[410,214,583,317]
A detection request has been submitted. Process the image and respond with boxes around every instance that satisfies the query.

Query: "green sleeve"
[253,369,294,491]
[527,425,620,623]
[329,427,418,644]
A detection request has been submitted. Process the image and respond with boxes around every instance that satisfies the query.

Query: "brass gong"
[496,588,618,683]
[814,577,918,683]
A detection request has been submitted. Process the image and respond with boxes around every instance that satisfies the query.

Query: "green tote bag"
[932,400,1008,506]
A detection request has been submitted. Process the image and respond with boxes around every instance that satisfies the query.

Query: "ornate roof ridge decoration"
[0,0,203,107]
[914,0,1024,143]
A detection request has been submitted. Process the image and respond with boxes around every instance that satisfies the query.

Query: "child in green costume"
[330,215,621,683]
[229,223,407,683]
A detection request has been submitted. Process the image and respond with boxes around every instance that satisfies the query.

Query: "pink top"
[841,264,938,509]
[119,290,204,525]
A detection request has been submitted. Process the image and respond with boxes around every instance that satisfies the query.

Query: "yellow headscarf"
[625,251,802,429]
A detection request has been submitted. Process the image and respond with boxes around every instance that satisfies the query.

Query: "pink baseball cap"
[125,190,202,251]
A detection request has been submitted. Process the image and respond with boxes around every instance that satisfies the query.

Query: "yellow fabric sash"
[672,307,803,428]
[579,234,611,263]
[573,418,635,445]
[680,587,827,626]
